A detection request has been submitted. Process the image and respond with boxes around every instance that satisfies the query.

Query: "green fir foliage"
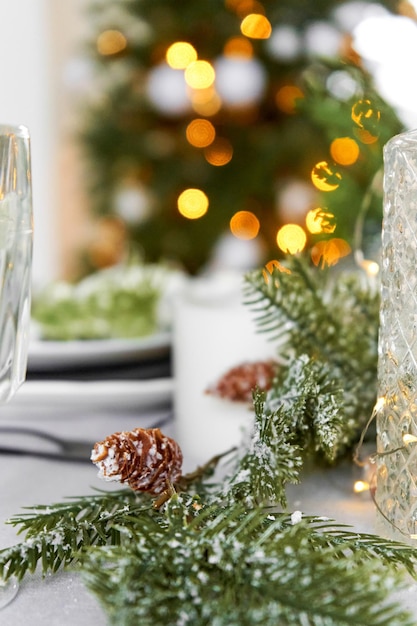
[1,258,416,624]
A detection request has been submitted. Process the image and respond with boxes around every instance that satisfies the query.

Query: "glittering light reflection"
[177,188,209,219]
[276,224,307,254]
[311,161,342,192]
[230,211,260,239]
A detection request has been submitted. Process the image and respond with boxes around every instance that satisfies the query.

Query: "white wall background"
[0,0,90,287]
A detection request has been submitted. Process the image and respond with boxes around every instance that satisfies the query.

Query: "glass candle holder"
[0,125,33,402]
[376,129,417,542]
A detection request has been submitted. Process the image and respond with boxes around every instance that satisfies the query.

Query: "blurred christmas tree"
[79,0,405,274]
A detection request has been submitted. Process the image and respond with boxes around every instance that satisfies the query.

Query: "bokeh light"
[204,138,233,166]
[311,238,351,267]
[311,161,342,192]
[241,14,272,39]
[305,208,336,234]
[275,85,304,114]
[177,188,209,219]
[166,42,198,69]
[351,99,381,134]
[186,119,216,147]
[276,224,307,254]
[229,210,260,239]
[224,36,253,57]
[190,88,222,116]
[97,30,127,56]
[262,259,291,283]
[330,137,360,166]
[185,60,216,89]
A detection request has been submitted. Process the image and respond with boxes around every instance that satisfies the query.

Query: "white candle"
[173,271,276,467]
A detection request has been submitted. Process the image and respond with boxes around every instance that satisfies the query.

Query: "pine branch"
[243,257,379,453]
[78,499,417,626]
[0,489,153,582]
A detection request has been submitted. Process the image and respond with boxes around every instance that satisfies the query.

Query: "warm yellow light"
[351,99,381,131]
[353,480,370,494]
[230,211,260,240]
[97,30,127,56]
[185,60,216,89]
[403,433,417,445]
[305,208,336,235]
[354,127,379,145]
[361,259,380,277]
[330,137,360,166]
[311,161,342,192]
[226,0,265,17]
[204,138,233,166]
[186,119,216,148]
[311,238,351,268]
[240,14,272,39]
[177,188,209,219]
[190,87,222,116]
[275,85,304,114]
[166,42,198,69]
[262,259,291,283]
[276,224,307,254]
[224,36,253,58]
[374,397,385,413]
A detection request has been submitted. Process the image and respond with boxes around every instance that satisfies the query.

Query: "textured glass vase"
[376,129,417,542]
[0,125,33,402]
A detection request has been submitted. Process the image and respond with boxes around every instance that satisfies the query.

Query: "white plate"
[7,378,174,410]
[28,331,171,371]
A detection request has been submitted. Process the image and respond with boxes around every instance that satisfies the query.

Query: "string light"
[185,60,215,89]
[311,161,342,192]
[223,36,253,58]
[330,137,360,166]
[186,119,216,148]
[177,188,209,219]
[166,42,198,69]
[305,208,336,234]
[275,85,304,114]
[276,224,307,254]
[229,210,260,239]
[311,238,351,267]
[97,30,127,56]
[240,14,272,39]
[353,480,370,494]
[204,138,233,166]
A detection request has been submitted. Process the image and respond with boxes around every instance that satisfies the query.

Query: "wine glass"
[0,125,34,608]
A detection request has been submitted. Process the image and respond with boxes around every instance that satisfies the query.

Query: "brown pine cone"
[206,360,278,403]
[91,427,183,494]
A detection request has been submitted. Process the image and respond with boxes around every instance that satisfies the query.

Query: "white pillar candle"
[173,271,276,468]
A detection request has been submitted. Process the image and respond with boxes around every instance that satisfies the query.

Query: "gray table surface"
[1,399,417,625]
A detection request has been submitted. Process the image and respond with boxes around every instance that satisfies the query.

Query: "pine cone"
[91,427,183,494]
[206,360,278,403]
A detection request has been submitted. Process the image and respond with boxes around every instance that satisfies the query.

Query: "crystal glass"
[376,129,417,542]
[0,124,33,606]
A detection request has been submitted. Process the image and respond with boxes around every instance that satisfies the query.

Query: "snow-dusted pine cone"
[91,427,183,494]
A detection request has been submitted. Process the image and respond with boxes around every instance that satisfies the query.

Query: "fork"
[0,415,172,463]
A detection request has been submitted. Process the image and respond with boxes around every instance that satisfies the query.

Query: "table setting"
[3,125,417,625]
